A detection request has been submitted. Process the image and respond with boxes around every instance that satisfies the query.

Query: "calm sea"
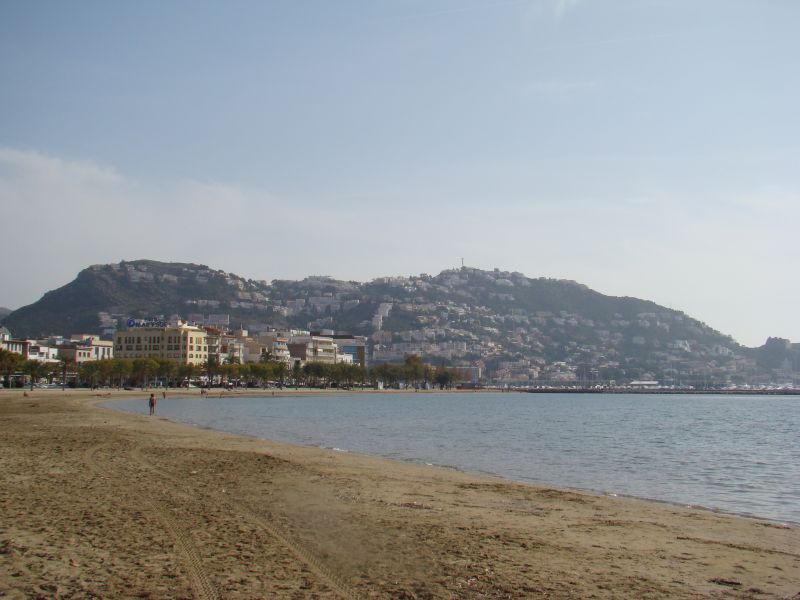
[107,392,800,523]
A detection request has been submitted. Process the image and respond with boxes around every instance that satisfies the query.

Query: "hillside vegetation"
[3,260,797,385]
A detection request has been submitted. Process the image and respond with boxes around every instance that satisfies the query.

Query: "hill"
[2,260,796,386]
[1,260,285,338]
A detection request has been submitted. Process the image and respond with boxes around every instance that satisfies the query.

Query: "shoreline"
[2,389,799,598]
[102,388,800,527]
[522,388,800,395]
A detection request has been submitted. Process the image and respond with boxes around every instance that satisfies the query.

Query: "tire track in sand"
[84,442,222,600]
[128,443,363,600]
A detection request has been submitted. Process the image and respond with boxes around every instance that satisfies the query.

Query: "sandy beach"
[0,389,798,599]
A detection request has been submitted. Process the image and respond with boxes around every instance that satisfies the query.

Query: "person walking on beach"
[148,393,156,416]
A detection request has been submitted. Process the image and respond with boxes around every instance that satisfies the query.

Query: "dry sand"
[0,389,798,599]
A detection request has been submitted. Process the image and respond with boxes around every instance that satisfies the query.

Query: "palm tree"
[132,358,159,389]
[156,359,177,388]
[94,358,116,387]
[58,356,75,390]
[177,363,201,387]
[433,366,453,390]
[0,349,25,388]
[291,362,304,387]
[22,360,48,390]
[404,355,426,388]
[205,355,220,385]
[273,362,287,388]
[80,360,102,389]
[110,358,132,388]
[303,362,325,387]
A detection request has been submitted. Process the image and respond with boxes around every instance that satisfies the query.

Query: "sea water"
[107,392,800,523]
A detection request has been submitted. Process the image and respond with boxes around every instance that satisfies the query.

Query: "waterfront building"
[1,337,59,362]
[113,322,208,365]
[255,332,293,367]
[336,353,354,365]
[27,342,59,362]
[218,333,245,364]
[1,338,29,356]
[240,337,269,364]
[57,335,114,363]
[288,335,339,365]
[204,327,223,365]
[331,334,367,367]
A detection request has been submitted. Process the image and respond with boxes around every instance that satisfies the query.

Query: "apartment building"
[28,342,60,362]
[288,335,338,365]
[331,334,367,367]
[219,333,246,364]
[57,335,114,363]
[0,337,59,362]
[255,332,293,366]
[113,322,208,365]
[1,337,29,356]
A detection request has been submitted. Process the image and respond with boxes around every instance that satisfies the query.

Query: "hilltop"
[3,260,797,385]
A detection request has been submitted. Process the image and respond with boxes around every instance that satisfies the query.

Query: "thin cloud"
[733,183,800,214]
[376,0,533,23]
[522,79,598,97]
[0,147,290,306]
[554,0,581,20]
[0,147,124,188]
[1,146,797,346]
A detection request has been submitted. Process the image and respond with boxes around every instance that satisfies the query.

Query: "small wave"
[399,457,463,471]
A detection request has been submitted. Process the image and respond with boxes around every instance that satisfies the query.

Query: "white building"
[57,335,114,363]
[287,335,339,365]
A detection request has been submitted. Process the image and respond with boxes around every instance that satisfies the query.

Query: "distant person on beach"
[149,393,156,416]
[162,390,166,400]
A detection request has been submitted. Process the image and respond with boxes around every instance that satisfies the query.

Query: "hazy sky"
[1,0,798,347]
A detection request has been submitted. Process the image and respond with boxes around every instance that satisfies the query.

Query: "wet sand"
[1,389,798,599]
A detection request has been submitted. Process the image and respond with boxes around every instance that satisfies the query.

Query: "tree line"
[0,349,469,390]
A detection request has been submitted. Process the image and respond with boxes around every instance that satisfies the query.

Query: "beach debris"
[709,577,742,587]
[759,521,791,530]
[397,501,431,510]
